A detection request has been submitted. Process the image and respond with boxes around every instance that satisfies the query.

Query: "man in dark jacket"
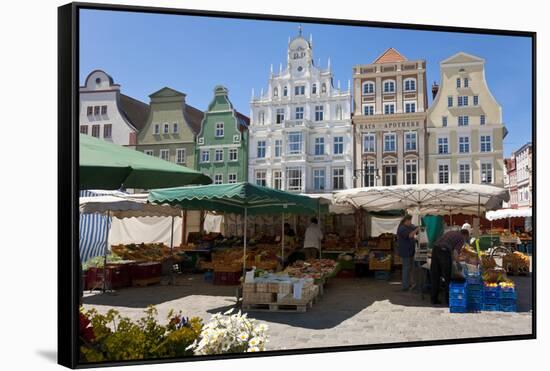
[397,215,420,291]
[430,229,470,305]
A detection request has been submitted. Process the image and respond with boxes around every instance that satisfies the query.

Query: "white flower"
[237,332,249,342]
[247,346,260,352]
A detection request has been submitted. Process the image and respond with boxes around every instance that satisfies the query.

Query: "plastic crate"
[499,298,517,307]
[499,304,517,312]
[450,297,467,307]
[374,270,391,281]
[467,302,482,312]
[467,296,483,304]
[499,287,517,299]
[465,276,482,285]
[482,303,499,311]
[450,305,467,313]
[483,296,499,305]
[449,282,467,295]
[450,291,466,300]
[483,286,500,299]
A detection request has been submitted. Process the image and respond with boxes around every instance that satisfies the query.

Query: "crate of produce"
[376,237,394,250]
[499,283,517,299]
[369,251,392,271]
[374,270,390,281]
[482,303,499,312]
[483,283,500,297]
[450,305,467,313]
[499,303,517,312]
[449,282,467,295]
[213,271,241,285]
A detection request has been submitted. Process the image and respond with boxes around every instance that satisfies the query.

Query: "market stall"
[486,208,532,251]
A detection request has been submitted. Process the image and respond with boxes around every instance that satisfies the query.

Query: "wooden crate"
[242,292,276,304]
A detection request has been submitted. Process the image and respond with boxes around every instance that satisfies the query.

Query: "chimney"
[431,82,439,99]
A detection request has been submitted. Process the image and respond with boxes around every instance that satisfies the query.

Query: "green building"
[196,86,249,184]
[137,87,203,169]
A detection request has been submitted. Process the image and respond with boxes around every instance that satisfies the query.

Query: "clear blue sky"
[80,9,532,157]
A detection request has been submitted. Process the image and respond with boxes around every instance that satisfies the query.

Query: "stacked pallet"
[242,278,318,312]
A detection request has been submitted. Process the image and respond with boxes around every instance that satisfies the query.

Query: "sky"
[80,9,533,157]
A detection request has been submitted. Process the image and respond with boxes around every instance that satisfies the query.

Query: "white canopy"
[333,184,509,215]
[302,193,355,214]
[80,193,182,218]
[485,208,532,221]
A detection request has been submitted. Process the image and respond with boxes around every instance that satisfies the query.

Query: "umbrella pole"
[243,207,248,277]
[281,213,285,268]
[102,210,110,293]
[170,215,175,285]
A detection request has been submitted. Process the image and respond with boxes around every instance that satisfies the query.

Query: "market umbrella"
[79,134,212,190]
[485,208,532,247]
[148,182,320,273]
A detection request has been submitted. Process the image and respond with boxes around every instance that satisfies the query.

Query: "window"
[173,123,178,133]
[332,168,345,190]
[363,105,374,116]
[473,96,479,106]
[286,168,302,191]
[160,149,170,161]
[273,170,282,190]
[458,96,469,106]
[383,165,397,186]
[405,102,416,113]
[94,106,100,115]
[91,124,100,138]
[258,111,265,125]
[464,78,469,88]
[384,133,396,152]
[312,84,317,94]
[458,116,469,126]
[276,108,285,124]
[214,149,224,162]
[288,132,302,154]
[333,136,344,155]
[442,116,448,127]
[103,124,112,138]
[480,135,492,152]
[295,106,304,120]
[255,171,266,186]
[214,174,223,184]
[274,139,282,157]
[405,159,417,185]
[86,106,93,116]
[273,87,278,97]
[215,122,224,137]
[313,169,326,191]
[163,123,169,134]
[456,78,461,88]
[438,164,450,184]
[481,163,493,184]
[228,173,237,184]
[404,78,416,91]
[459,136,470,153]
[80,125,88,134]
[283,86,288,96]
[448,96,453,107]
[294,85,305,96]
[257,141,266,158]
[154,124,160,135]
[362,81,375,94]
[405,131,417,151]
[314,105,324,121]
[459,163,471,183]
[176,148,186,164]
[321,83,327,93]
[363,133,376,153]
[314,137,325,155]
[364,161,376,187]
[480,115,486,125]
[383,80,395,93]
[201,150,210,163]
[438,137,449,154]
[384,103,395,115]
[229,148,238,161]
[101,105,107,115]
[144,150,154,156]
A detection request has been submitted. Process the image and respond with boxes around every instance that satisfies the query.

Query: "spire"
[270,64,273,74]
[298,24,302,36]
[309,33,313,45]
[328,57,331,70]
[337,80,341,90]
[279,63,282,73]
[348,79,351,91]
[260,88,264,97]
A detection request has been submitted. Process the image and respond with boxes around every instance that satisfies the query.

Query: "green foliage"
[82,254,121,271]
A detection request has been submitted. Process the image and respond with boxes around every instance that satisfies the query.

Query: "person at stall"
[430,229,470,305]
[303,217,323,260]
[461,223,481,256]
[397,215,420,291]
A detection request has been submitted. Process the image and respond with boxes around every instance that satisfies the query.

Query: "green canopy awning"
[148,182,319,215]
[79,134,211,190]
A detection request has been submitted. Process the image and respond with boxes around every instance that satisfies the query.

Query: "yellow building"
[427,52,507,186]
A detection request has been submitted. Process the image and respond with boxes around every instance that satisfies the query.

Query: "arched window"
[258,111,265,125]
[312,84,317,94]
[403,78,416,92]
[321,83,327,93]
[362,81,375,95]
[273,87,278,97]
[283,86,288,97]
[383,80,395,93]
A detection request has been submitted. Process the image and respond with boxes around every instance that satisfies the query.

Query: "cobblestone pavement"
[83,272,532,350]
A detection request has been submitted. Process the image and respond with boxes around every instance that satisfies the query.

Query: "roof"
[119,94,150,131]
[149,86,186,98]
[373,48,407,64]
[183,104,204,135]
[440,52,484,65]
[235,111,250,132]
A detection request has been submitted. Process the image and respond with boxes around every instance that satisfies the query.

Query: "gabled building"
[196,86,250,184]
[248,28,353,193]
[79,70,149,146]
[426,52,507,186]
[136,87,203,169]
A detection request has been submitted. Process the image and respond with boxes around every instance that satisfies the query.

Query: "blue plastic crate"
[499,290,517,300]
[499,298,517,307]
[466,276,482,285]
[467,302,482,312]
[482,303,499,311]
[374,270,390,281]
[467,283,483,292]
[450,291,466,300]
[450,305,467,313]
[499,304,517,312]
[450,297,467,307]
[467,296,483,304]
[483,296,499,305]
[449,282,467,295]
[483,286,500,299]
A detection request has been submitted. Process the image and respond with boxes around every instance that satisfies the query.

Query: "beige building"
[427,52,507,186]
[352,48,428,187]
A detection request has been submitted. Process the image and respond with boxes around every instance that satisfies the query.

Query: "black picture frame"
[58,2,536,368]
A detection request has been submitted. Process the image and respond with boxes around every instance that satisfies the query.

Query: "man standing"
[303,217,323,260]
[430,229,470,305]
[396,215,420,291]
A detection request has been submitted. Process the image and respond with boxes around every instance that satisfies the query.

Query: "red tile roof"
[373,48,407,64]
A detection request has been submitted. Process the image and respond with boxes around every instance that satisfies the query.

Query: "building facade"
[503,157,517,208]
[426,52,507,186]
[136,87,203,169]
[79,70,149,146]
[352,48,428,187]
[248,29,352,193]
[513,143,532,208]
[196,86,250,184]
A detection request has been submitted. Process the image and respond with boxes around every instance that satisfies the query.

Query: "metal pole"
[449,209,453,228]
[281,213,285,268]
[170,215,175,285]
[102,210,110,293]
[243,207,248,277]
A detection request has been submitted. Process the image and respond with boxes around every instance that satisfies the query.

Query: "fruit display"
[207,246,281,273]
[482,267,509,284]
[480,253,497,271]
[369,251,392,271]
[502,251,530,274]
[322,233,355,251]
[499,281,515,289]
[376,233,395,250]
[457,245,480,266]
[111,243,178,262]
[285,259,338,280]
